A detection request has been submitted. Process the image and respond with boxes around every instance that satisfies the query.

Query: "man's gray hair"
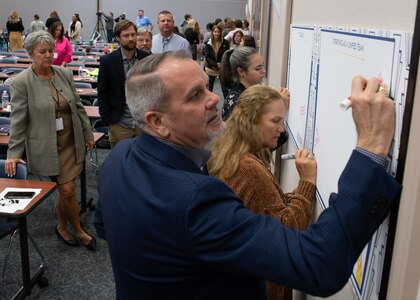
[125,51,191,132]
[24,31,55,54]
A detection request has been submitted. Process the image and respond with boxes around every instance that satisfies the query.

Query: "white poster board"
[286,25,412,300]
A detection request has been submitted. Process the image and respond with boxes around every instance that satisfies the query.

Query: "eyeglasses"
[137,38,152,43]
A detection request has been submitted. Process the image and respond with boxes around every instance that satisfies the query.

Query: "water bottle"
[1,90,9,110]
[78,66,83,77]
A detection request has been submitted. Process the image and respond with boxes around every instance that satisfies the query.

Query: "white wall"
[268,0,420,299]
[0,0,247,41]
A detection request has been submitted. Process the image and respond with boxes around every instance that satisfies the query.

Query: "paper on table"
[0,187,42,213]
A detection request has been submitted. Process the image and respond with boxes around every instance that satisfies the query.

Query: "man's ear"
[144,111,170,138]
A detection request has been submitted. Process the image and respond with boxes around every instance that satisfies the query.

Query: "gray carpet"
[0,148,115,299]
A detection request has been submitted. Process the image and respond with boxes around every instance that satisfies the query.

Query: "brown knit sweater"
[218,153,316,300]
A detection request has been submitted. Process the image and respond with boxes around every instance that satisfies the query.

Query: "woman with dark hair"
[208,85,316,300]
[68,14,82,42]
[49,21,72,67]
[230,30,244,49]
[46,10,60,30]
[203,25,230,96]
[240,35,256,48]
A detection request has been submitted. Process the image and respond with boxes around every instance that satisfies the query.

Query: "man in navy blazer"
[97,19,150,148]
[94,51,401,299]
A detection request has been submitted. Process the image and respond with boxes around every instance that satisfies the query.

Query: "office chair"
[0,57,17,64]
[0,160,48,294]
[0,51,11,56]
[5,67,25,74]
[66,62,85,68]
[0,117,10,160]
[72,50,87,56]
[10,49,27,54]
[74,82,92,89]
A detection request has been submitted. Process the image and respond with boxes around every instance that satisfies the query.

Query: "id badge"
[56,117,64,131]
[54,52,57,59]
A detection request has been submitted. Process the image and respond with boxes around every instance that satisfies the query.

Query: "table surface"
[0,179,57,217]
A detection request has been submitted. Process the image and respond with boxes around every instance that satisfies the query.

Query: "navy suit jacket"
[94,134,401,300]
[97,48,150,125]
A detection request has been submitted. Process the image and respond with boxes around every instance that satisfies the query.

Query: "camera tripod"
[90,15,107,41]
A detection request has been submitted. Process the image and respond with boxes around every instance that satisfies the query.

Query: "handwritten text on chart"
[332,38,364,52]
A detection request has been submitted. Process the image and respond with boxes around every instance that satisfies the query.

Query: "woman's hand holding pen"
[294,149,317,185]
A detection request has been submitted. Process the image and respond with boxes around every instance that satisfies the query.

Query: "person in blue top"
[94,51,401,300]
[135,9,153,31]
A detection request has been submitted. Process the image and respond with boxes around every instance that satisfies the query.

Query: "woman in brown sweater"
[208,85,317,300]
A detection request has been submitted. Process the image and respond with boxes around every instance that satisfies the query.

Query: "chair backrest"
[10,49,27,54]
[74,82,92,89]
[11,53,29,58]
[6,67,25,74]
[92,119,108,135]
[0,58,17,64]
[72,50,87,56]
[66,62,85,68]
[0,51,12,56]
[92,98,98,106]
[0,159,28,180]
[0,117,10,125]
[80,99,91,106]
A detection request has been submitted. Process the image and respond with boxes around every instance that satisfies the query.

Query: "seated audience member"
[136,27,153,53]
[208,85,316,300]
[94,50,401,299]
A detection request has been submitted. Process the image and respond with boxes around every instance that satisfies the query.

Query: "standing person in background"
[208,85,316,300]
[6,10,24,50]
[203,22,214,45]
[220,46,289,149]
[242,19,250,36]
[135,9,153,32]
[230,30,244,49]
[98,11,114,43]
[151,10,191,56]
[195,21,204,60]
[46,10,60,30]
[222,18,235,39]
[203,25,230,96]
[5,31,96,251]
[75,14,83,28]
[67,14,82,42]
[30,14,46,33]
[98,20,150,148]
[180,14,192,34]
[49,21,72,67]
[136,27,153,53]
[184,19,199,60]
[224,19,247,47]
[240,35,256,48]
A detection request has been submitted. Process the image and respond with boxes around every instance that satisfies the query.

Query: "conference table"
[0,104,99,119]
[0,178,57,299]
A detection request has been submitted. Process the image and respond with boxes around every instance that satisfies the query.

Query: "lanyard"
[50,83,61,118]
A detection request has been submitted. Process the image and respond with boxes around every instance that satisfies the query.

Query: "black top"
[46,17,60,29]
[6,19,24,32]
